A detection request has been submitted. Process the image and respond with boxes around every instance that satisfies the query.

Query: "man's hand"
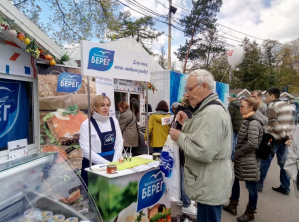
[145,140,148,146]
[175,111,188,125]
[285,139,292,146]
[170,128,181,142]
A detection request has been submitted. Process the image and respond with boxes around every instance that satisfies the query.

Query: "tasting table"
[85,155,171,222]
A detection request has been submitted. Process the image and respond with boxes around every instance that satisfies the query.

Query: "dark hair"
[251,90,262,97]
[118,101,129,110]
[266,88,280,99]
[156,100,169,112]
[243,98,259,111]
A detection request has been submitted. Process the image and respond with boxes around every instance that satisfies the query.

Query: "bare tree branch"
[14,0,30,7]
[55,0,82,38]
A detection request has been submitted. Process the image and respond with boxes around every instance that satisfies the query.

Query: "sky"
[19,0,299,69]
[117,0,299,69]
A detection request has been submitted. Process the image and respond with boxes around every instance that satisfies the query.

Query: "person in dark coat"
[228,93,243,161]
[223,98,268,222]
[144,96,152,112]
[118,101,139,155]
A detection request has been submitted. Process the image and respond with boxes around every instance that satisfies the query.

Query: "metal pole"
[167,0,172,70]
[87,76,92,170]
[146,87,149,155]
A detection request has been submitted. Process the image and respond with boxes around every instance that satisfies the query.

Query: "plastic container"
[152,153,160,161]
[106,164,117,174]
[64,217,78,222]
[37,211,53,222]
[24,208,41,219]
[50,214,65,222]
[18,216,37,222]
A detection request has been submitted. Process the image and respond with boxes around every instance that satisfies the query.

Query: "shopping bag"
[159,135,180,201]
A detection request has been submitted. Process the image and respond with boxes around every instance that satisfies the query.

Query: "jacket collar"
[189,93,221,114]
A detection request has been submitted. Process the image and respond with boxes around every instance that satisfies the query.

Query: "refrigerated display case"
[0,152,102,222]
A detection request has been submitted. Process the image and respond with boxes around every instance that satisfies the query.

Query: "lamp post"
[283,84,292,93]
[167,2,177,70]
[287,84,292,93]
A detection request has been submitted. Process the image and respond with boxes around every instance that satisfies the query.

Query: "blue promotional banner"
[56,72,82,93]
[170,71,229,108]
[160,151,174,178]
[0,80,29,149]
[137,169,166,212]
[88,47,115,72]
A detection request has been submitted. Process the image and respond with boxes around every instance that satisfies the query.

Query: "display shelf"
[0,152,102,222]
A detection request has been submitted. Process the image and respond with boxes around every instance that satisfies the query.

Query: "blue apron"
[81,117,116,187]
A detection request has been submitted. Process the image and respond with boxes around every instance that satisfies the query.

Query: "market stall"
[79,40,173,221]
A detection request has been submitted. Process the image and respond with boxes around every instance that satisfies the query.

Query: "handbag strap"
[122,112,134,133]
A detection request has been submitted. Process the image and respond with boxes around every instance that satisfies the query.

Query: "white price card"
[8,139,28,160]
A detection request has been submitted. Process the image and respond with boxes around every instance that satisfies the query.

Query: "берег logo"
[88,47,115,72]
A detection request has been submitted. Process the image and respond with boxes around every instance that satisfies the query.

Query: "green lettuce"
[43,112,54,122]
[42,123,59,145]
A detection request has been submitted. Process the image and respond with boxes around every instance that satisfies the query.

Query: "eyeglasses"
[184,83,200,92]
[240,105,248,108]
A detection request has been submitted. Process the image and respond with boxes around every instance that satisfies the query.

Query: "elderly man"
[251,90,267,115]
[170,69,233,222]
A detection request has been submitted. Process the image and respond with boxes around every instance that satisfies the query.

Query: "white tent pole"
[146,87,150,155]
[87,76,92,170]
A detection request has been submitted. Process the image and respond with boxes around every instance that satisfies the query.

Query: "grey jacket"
[258,102,267,116]
[177,93,233,206]
[234,111,268,182]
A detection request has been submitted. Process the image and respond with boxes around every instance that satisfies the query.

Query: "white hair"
[189,69,215,92]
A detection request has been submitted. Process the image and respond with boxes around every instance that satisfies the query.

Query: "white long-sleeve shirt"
[79,112,123,164]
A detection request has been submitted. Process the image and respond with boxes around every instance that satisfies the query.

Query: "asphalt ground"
[171,159,299,222]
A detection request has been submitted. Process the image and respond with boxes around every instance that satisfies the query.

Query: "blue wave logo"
[88,47,115,72]
[137,169,166,212]
[57,72,82,93]
[159,151,173,178]
[0,82,20,139]
[104,133,115,145]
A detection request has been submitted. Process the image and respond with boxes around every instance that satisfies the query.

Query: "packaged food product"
[106,164,117,174]
[51,214,65,222]
[64,217,78,222]
[18,217,37,222]
[38,211,53,221]
[24,208,42,219]
[152,153,160,161]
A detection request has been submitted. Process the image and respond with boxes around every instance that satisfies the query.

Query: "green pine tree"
[108,15,164,55]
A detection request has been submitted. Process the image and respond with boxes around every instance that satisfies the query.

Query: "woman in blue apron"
[79,95,123,187]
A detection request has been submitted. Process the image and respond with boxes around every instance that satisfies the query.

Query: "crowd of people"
[78,69,299,222]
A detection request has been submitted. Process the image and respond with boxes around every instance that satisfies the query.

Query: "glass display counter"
[0,152,102,222]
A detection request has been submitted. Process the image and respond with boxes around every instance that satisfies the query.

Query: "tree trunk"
[183,15,200,74]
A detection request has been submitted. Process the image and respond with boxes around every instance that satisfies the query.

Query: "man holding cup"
[170,69,233,222]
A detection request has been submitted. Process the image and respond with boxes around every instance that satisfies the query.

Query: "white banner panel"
[95,77,116,117]
[81,40,150,81]
[0,42,36,78]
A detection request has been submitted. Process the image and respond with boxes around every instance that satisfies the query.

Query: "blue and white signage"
[137,169,166,212]
[88,47,115,71]
[0,80,29,149]
[160,151,174,178]
[81,40,150,81]
[57,72,82,93]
